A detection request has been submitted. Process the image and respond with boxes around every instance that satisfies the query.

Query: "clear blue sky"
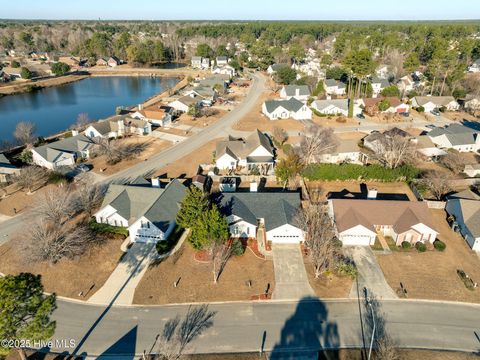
[3,0,480,20]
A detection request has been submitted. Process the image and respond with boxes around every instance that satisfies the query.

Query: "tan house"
[328,199,437,246]
[0,153,20,183]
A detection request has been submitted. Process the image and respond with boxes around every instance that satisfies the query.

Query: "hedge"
[433,240,446,252]
[415,242,427,252]
[401,241,411,249]
[88,220,129,237]
[302,163,420,182]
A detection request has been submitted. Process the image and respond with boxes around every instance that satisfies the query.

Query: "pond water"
[0,76,180,141]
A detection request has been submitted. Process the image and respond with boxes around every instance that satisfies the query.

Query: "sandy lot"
[377,209,480,303]
[0,236,124,300]
[90,137,172,176]
[133,243,275,304]
[305,180,417,202]
[154,139,220,178]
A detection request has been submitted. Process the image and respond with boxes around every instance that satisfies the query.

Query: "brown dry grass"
[312,114,360,128]
[377,209,480,303]
[154,139,220,178]
[90,137,171,175]
[175,108,227,128]
[0,183,59,216]
[305,180,417,203]
[133,243,275,304]
[304,256,353,298]
[0,236,124,300]
[443,111,479,122]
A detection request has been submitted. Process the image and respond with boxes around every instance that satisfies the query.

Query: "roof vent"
[250,180,258,192]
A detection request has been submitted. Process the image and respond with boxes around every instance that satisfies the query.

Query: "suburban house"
[131,104,173,127]
[215,130,275,173]
[427,124,480,152]
[468,59,480,73]
[216,56,229,66]
[363,127,410,152]
[32,134,94,170]
[291,59,323,78]
[371,77,390,98]
[375,65,390,79]
[197,75,229,90]
[201,58,210,69]
[96,58,108,66]
[267,63,289,75]
[311,99,362,117]
[328,199,437,246]
[324,79,347,96]
[413,135,447,160]
[107,56,121,67]
[359,97,409,115]
[84,119,125,139]
[411,96,460,112]
[94,179,187,243]
[191,56,202,68]
[0,153,20,183]
[446,193,480,251]
[464,164,480,178]
[219,192,305,244]
[319,139,368,165]
[185,86,217,106]
[397,75,415,93]
[124,118,152,136]
[464,97,480,116]
[212,65,236,78]
[279,85,311,102]
[262,98,312,120]
[169,95,202,113]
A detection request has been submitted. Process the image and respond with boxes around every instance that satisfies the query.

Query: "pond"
[0,76,180,142]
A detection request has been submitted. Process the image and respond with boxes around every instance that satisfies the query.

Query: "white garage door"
[270,234,301,244]
[340,234,373,246]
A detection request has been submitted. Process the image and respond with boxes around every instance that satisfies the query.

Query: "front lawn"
[133,242,275,304]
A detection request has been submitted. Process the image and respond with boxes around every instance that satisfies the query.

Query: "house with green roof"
[94,179,187,243]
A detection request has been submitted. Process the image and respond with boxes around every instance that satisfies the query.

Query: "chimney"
[151,177,160,188]
[250,180,258,192]
[138,103,143,111]
[367,188,378,200]
[71,130,79,136]
[296,88,300,97]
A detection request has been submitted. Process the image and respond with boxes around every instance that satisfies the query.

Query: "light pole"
[365,289,376,360]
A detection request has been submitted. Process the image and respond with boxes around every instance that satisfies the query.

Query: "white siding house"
[262,98,312,120]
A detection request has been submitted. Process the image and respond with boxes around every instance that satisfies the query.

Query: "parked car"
[431,109,441,116]
[426,124,437,130]
[399,112,410,117]
[356,113,365,119]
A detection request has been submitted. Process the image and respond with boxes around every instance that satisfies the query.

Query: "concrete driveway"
[344,246,397,299]
[272,244,314,300]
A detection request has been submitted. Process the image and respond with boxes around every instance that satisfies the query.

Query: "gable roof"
[99,179,186,231]
[282,85,311,97]
[264,98,305,113]
[371,77,390,88]
[362,97,402,108]
[219,192,301,231]
[428,123,479,138]
[312,99,348,112]
[270,63,289,71]
[448,199,480,238]
[89,120,120,135]
[216,129,274,161]
[136,105,168,121]
[413,96,457,106]
[33,134,94,162]
[331,199,436,234]
[447,189,480,201]
[0,153,13,168]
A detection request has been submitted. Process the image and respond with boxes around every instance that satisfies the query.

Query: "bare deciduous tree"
[92,138,147,165]
[70,112,90,130]
[35,187,74,224]
[156,305,216,360]
[295,204,337,278]
[208,240,233,284]
[372,135,415,169]
[273,126,288,146]
[421,171,453,200]
[14,166,48,194]
[440,151,466,174]
[13,121,36,146]
[74,174,106,217]
[298,124,338,164]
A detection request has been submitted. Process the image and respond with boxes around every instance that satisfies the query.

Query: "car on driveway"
[356,113,365,119]
[399,112,410,117]
[426,124,437,130]
[431,109,441,116]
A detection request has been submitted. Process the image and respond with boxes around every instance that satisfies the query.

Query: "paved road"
[49,298,480,358]
[272,244,314,300]
[344,246,397,300]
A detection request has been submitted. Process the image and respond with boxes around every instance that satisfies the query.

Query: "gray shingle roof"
[428,124,479,146]
[219,192,301,231]
[216,130,274,161]
[33,134,94,162]
[414,96,457,106]
[325,79,337,87]
[283,85,311,97]
[264,98,305,113]
[312,99,348,112]
[0,153,12,167]
[447,199,480,238]
[99,179,186,232]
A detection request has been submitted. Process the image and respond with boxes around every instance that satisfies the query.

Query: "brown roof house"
[131,104,173,127]
[328,198,437,246]
[358,97,409,115]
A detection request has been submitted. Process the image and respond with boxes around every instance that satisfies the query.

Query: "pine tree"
[176,185,209,229]
[189,205,229,250]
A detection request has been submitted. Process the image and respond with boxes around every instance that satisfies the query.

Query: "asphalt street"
[49,298,480,358]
